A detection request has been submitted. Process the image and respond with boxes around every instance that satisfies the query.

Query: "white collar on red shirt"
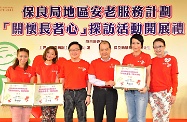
[100,57,111,62]
[44,62,52,65]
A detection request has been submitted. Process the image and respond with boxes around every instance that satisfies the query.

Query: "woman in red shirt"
[149,38,178,122]
[122,34,151,122]
[5,48,35,122]
[36,46,59,122]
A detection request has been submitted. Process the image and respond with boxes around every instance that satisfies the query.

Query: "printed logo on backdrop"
[0,6,13,12]
[0,42,18,95]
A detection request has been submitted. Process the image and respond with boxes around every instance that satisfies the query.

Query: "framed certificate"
[1,82,35,106]
[114,65,146,89]
[34,83,63,106]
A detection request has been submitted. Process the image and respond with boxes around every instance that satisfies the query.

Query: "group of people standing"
[5,34,178,122]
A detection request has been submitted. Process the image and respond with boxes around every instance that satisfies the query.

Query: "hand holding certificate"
[114,65,146,89]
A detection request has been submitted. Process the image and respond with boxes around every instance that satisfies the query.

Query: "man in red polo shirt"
[88,41,120,122]
[59,41,91,122]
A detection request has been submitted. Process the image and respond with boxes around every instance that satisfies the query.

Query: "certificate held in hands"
[0,82,35,106]
[34,83,63,106]
[114,65,146,89]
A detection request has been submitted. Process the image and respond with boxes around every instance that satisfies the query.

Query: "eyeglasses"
[153,45,165,49]
[69,49,80,52]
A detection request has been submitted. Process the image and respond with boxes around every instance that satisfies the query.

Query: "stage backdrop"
[0,0,187,119]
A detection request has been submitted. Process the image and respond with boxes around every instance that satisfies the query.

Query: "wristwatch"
[87,94,91,97]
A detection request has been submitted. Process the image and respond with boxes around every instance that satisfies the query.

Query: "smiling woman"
[149,38,179,122]
[122,34,151,122]
[4,48,35,122]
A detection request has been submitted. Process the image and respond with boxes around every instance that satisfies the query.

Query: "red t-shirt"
[56,57,66,69]
[32,55,44,83]
[32,55,44,73]
[150,54,178,96]
[5,66,35,83]
[36,62,60,83]
[122,52,152,67]
[88,58,120,82]
[59,59,90,89]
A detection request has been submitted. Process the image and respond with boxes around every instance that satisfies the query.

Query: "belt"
[94,86,114,91]
[65,88,86,91]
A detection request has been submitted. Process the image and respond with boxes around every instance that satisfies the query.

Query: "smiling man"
[88,41,120,122]
[59,41,91,122]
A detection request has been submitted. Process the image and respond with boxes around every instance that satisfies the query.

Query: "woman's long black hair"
[12,48,29,71]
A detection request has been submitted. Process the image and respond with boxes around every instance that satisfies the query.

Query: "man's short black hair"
[68,41,83,50]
